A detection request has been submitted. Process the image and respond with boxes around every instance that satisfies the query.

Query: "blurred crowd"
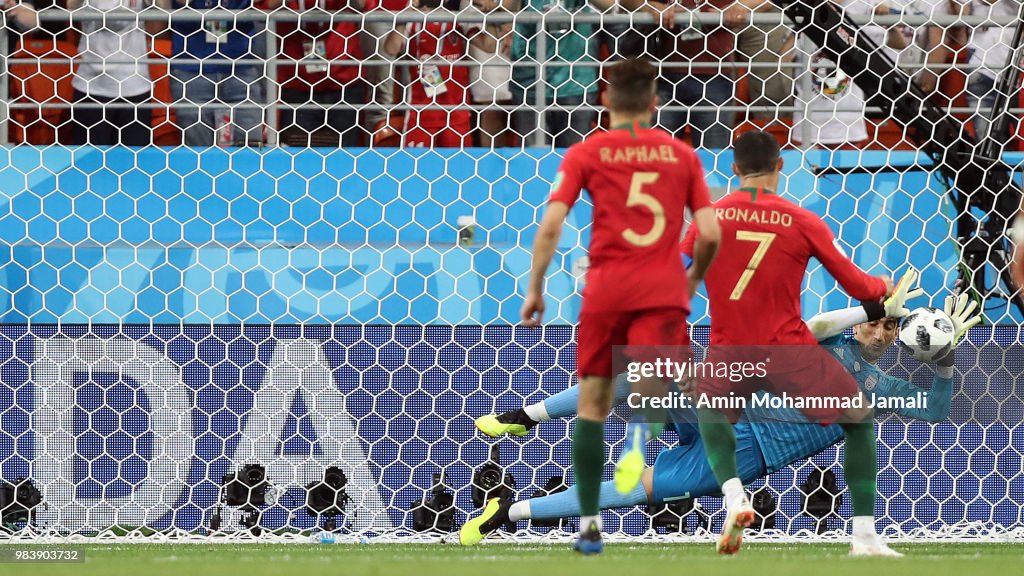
[1,0,1017,148]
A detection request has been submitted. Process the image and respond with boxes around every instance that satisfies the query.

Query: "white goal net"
[0,1,1021,543]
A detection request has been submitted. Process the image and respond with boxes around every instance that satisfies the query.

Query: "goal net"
[0,3,1021,543]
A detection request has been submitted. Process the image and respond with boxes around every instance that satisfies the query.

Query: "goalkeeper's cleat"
[614,416,650,494]
[573,519,604,556]
[850,538,904,557]
[716,500,756,555]
[475,409,537,438]
[459,497,511,546]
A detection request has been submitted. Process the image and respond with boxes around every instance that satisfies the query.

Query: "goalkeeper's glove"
[883,267,924,318]
[935,292,983,367]
[944,292,982,343]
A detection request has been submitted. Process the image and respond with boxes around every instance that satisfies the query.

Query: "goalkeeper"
[461,277,980,555]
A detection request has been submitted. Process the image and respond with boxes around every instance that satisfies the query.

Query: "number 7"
[730,231,777,300]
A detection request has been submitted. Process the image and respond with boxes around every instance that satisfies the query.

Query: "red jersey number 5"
[622,172,665,247]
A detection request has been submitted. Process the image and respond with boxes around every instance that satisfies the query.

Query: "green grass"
[6,543,1022,576]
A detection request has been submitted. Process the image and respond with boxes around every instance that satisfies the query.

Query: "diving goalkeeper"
[461,284,979,556]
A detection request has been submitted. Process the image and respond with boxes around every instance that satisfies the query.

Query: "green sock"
[841,421,877,517]
[572,418,605,517]
[697,408,738,486]
[637,406,665,439]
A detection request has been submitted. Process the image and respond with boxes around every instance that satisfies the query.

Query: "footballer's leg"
[475,375,634,437]
[781,346,901,557]
[460,428,770,545]
[840,402,902,557]
[573,374,615,554]
[460,470,652,546]
[695,347,755,554]
[569,310,627,554]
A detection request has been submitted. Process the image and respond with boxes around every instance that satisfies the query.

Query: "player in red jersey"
[521,59,721,554]
[680,130,900,556]
[383,0,472,148]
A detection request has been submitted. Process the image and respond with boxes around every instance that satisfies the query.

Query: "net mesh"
[0,1,1021,543]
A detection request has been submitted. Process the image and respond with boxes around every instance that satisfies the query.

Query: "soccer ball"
[820,69,850,97]
[898,307,955,363]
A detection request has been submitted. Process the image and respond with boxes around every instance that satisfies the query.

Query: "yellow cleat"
[614,449,646,494]
[459,497,505,546]
[475,414,530,438]
[613,418,650,494]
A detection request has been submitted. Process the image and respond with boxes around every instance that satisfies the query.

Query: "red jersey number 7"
[730,230,777,300]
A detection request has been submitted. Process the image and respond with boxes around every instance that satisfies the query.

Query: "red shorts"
[576,307,689,379]
[697,344,860,423]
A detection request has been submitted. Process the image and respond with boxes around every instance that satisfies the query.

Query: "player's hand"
[943,292,982,344]
[883,267,924,318]
[521,291,545,327]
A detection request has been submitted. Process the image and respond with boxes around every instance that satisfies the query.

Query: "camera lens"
[477,468,501,489]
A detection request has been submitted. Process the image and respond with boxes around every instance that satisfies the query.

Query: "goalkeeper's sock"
[572,418,605,517]
[534,375,632,421]
[511,481,648,522]
[697,407,739,487]
[841,421,878,518]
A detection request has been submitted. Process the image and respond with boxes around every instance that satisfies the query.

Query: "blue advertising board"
[0,324,1020,535]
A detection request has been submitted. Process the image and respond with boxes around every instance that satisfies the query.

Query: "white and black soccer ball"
[898,307,955,363]
[819,69,850,98]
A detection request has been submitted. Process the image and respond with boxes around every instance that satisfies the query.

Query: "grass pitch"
[8,543,1021,576]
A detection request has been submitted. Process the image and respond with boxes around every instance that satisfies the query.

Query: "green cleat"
[459,497,510,545]
[475,409,537,438]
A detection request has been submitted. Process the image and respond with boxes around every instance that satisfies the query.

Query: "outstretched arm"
[807,268,922,340]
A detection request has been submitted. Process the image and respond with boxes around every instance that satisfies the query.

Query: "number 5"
[730,231,776,300]
[622,172,665,247]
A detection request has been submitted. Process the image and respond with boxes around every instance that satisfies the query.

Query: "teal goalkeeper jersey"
[746,334,954,473]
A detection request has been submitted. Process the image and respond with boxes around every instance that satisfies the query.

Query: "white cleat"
[850,538,904,557]
[716,499,756,555]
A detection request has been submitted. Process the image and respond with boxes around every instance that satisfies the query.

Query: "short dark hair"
[733,130,781,176]
[606,59,658,114]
